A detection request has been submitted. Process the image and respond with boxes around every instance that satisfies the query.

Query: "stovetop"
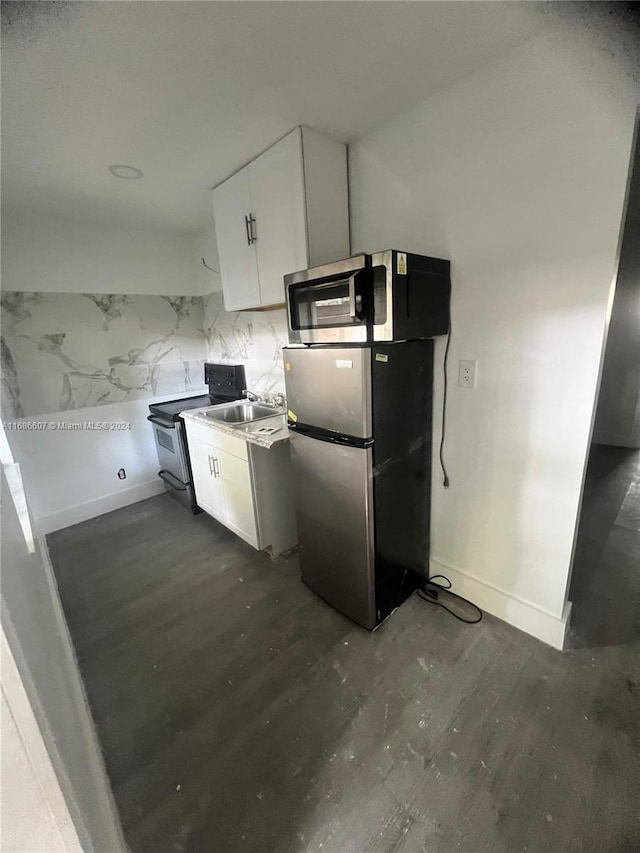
[149,394,240,421]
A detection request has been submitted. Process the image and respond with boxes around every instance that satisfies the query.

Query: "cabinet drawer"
[184,420,248,461]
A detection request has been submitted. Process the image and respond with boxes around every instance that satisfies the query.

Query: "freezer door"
[289,430,376,629]
[283,346,372,438]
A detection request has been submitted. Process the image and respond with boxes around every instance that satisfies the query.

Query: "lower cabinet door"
[218,449,259,547]
[189,437,225,521]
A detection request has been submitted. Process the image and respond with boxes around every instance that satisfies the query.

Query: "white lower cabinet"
[188,436,226,521]
[184,420,297,557]
[217,448,258,546]
[188,436,257,546]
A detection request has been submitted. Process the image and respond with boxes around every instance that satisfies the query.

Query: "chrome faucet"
[243,389,286,410]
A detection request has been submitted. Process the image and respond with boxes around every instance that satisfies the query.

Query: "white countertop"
[181,403,289,449]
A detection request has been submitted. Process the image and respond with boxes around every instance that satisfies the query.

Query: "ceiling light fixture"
[108,164,144,180]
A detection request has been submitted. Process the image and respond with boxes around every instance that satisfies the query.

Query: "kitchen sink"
[204,403,281,424]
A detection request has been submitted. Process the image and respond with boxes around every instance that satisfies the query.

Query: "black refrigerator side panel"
[372,340,433,622]
[393,252,451,341]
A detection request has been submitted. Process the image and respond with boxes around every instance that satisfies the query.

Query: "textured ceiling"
[2,1,547,232]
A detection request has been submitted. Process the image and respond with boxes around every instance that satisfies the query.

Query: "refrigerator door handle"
[288,421,373,449]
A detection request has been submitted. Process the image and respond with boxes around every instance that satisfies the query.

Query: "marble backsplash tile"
[1,291,208,419]
[202,291,288,397]
[1,290,289,419]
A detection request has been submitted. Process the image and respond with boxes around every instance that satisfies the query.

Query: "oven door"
[285,255,371,344]
[148,415,190,484]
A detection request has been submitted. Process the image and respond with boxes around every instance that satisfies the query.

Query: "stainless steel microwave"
[285,250,450,345]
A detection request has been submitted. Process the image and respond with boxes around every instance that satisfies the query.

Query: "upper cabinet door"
[211,169,260,312]
[212,126,349,312]
[249,130,308,307]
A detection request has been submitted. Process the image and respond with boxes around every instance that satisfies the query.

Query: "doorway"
[568,119,640,649]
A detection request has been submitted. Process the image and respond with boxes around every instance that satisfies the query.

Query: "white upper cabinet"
[211,168,261,312]
[212,126,350,311]
[249,130,308,307]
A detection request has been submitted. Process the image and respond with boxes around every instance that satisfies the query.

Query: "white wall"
[5,393,210,534]
[4,284,291,533]
[1,209,219,530]
[1,208,198,295]
[350,29,637,647]
[1,464,125,849]
[0,227,286,532]
[2,641,81,852]
[193,220,223,296]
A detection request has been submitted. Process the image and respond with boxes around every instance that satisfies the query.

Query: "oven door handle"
[158,469,188,490]
[148,415,176,428]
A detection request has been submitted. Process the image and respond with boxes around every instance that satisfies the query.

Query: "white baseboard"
[429,557,572,650]
[35,480,166,535]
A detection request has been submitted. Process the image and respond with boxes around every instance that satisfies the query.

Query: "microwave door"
[285,255,370,345]
[283,345,372,439]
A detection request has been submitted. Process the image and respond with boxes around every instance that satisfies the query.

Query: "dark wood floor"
[49,492,639,853]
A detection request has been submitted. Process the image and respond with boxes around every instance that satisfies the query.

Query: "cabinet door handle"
[211,456,220,478]
[249,214,257,244]
[244,215,252,247]
[208,454,214,476]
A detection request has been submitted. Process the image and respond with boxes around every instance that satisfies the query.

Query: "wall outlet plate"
[458,360,477,389]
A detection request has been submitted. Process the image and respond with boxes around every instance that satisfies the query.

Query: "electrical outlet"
[458,360,477,389]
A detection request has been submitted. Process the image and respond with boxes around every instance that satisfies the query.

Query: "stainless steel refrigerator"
[283,341,434,629]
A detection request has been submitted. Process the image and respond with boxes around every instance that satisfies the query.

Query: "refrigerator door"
[289,430,376,629]
[283,346,372,439]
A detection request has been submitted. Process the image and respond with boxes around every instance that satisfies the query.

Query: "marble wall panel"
[1,290,291,419]
[202,292,288,396]
[1,292,208,418]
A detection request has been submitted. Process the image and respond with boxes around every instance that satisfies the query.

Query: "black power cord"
[417,574,483,624]
[439,319,451,488]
